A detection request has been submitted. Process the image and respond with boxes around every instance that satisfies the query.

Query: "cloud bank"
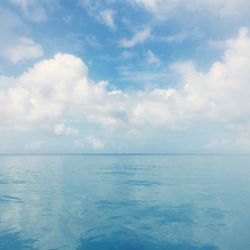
[1,28,250,151]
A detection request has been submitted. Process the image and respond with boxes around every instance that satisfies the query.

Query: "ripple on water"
[0,195,23,203]
[0,232,36,250]
[0,179,26,185]
[77,231,219,250]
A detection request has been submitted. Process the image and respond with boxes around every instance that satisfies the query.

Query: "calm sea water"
[0,155,250,250]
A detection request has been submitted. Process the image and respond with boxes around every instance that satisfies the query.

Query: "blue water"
[0,155,250,250]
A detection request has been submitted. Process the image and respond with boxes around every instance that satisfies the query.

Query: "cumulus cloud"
[1,28,250,151]
[0,53,125,130]
[119,27,151,48]
[172,27,250,122]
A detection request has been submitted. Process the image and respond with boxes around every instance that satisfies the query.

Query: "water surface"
[0,155,250,249]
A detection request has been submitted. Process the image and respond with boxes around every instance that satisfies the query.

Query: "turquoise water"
[0,155,250,250]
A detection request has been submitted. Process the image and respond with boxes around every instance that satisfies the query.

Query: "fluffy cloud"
[174,27,250,122]
[1,28,250,151]
[0,53,125,130]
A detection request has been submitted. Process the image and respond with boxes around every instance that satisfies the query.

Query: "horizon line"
[0,153,250,156]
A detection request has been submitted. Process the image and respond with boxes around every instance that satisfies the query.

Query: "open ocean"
[0,154,250,250]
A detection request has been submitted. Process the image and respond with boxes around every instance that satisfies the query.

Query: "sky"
[1,0,250,153]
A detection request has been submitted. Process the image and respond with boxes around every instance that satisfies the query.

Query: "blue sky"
[1,0,250,153]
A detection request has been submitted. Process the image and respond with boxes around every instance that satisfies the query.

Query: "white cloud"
[87,136,105,150]
[0,8,44,63]
[0,53,124,130]
[2,37,44,64]
[53,123,79,136]
[120,27,250,130]
[8,0,54,22]
[146,50,161,64]
[130,0,176,19]
[119,27,151,48]
[1,28,250,150]
[79,1,116,30]
[130,0,250,18]
[172,27,250,122]
[99,9,115,30]
[208,39,227,50]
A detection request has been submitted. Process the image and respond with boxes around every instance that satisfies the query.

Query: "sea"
[0,154,250,250]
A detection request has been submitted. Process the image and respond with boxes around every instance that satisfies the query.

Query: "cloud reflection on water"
[0,155,250,249]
